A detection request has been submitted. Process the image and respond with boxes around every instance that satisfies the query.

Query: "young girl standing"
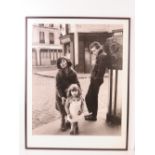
[65,84,84,135]
[55,56,80,131]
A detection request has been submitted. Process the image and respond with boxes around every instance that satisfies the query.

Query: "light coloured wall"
[32,25,61,45]
[70,24,123,33]
[20,0,134,155]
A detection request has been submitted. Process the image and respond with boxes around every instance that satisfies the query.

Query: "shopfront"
[60,30,122,73]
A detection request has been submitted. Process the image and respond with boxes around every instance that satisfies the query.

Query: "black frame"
[25,16,131,151]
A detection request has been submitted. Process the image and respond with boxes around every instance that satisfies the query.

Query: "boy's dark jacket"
[91,49,108,84]
[55,57,80,115]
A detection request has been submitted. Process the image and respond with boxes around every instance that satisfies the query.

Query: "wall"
[73,24,123,33]
[20,0,134,155]
[19,0,134,155]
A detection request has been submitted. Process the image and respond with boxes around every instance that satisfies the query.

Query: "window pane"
[39,31,45,43]
[49,33,54,44]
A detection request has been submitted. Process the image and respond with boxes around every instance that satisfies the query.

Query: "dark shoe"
[84,113,93,119]
[85,115,97,121]
[61,116,67,131]
[70,123,78,135]
[70,130,74,135]
[65,121,71,129]
[75,122,79,134]
[61,124,66,131]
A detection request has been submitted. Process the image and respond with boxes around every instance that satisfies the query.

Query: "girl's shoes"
[70,122,79,135]
[70,130,74,135]
[61,116,71,131]
[65,121,71,129]
[75,122,79,134]
[61,123,66,131]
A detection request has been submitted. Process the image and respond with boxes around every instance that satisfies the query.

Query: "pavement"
[33,115,121,136]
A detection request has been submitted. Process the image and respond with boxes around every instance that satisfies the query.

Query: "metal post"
[106,69,121,125]
[108,69,113,115]
[114,70,118,116]
[106,69,113,123]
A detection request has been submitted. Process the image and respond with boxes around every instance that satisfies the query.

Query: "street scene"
[31,23,123,135]
[32,66,121,135]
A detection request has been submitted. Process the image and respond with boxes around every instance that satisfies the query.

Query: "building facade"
[32,24,64,66]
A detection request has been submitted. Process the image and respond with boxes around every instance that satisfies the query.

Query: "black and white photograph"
[25,17,130,150]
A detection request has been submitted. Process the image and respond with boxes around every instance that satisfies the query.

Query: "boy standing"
[85,41,108,121]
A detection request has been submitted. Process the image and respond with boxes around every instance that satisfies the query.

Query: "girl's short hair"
[67,84,81,98]
[57,56,72,69]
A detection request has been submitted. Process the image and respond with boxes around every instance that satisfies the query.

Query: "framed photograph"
[25,16,130,150]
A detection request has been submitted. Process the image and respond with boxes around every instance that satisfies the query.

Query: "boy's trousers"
[85,79,103,118]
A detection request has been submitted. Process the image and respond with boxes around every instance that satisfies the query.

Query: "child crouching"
[55,56,80,131]
[65,84,84,135]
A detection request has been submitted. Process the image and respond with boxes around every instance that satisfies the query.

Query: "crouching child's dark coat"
[55,57,80,116]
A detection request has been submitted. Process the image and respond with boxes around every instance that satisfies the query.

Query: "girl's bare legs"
[70,123,74,135]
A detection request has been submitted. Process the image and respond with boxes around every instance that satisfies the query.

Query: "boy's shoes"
[84,113,92,118]
[84,114,97,121]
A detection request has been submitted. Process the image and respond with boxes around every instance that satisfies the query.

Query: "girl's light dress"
[67,99,83,123]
